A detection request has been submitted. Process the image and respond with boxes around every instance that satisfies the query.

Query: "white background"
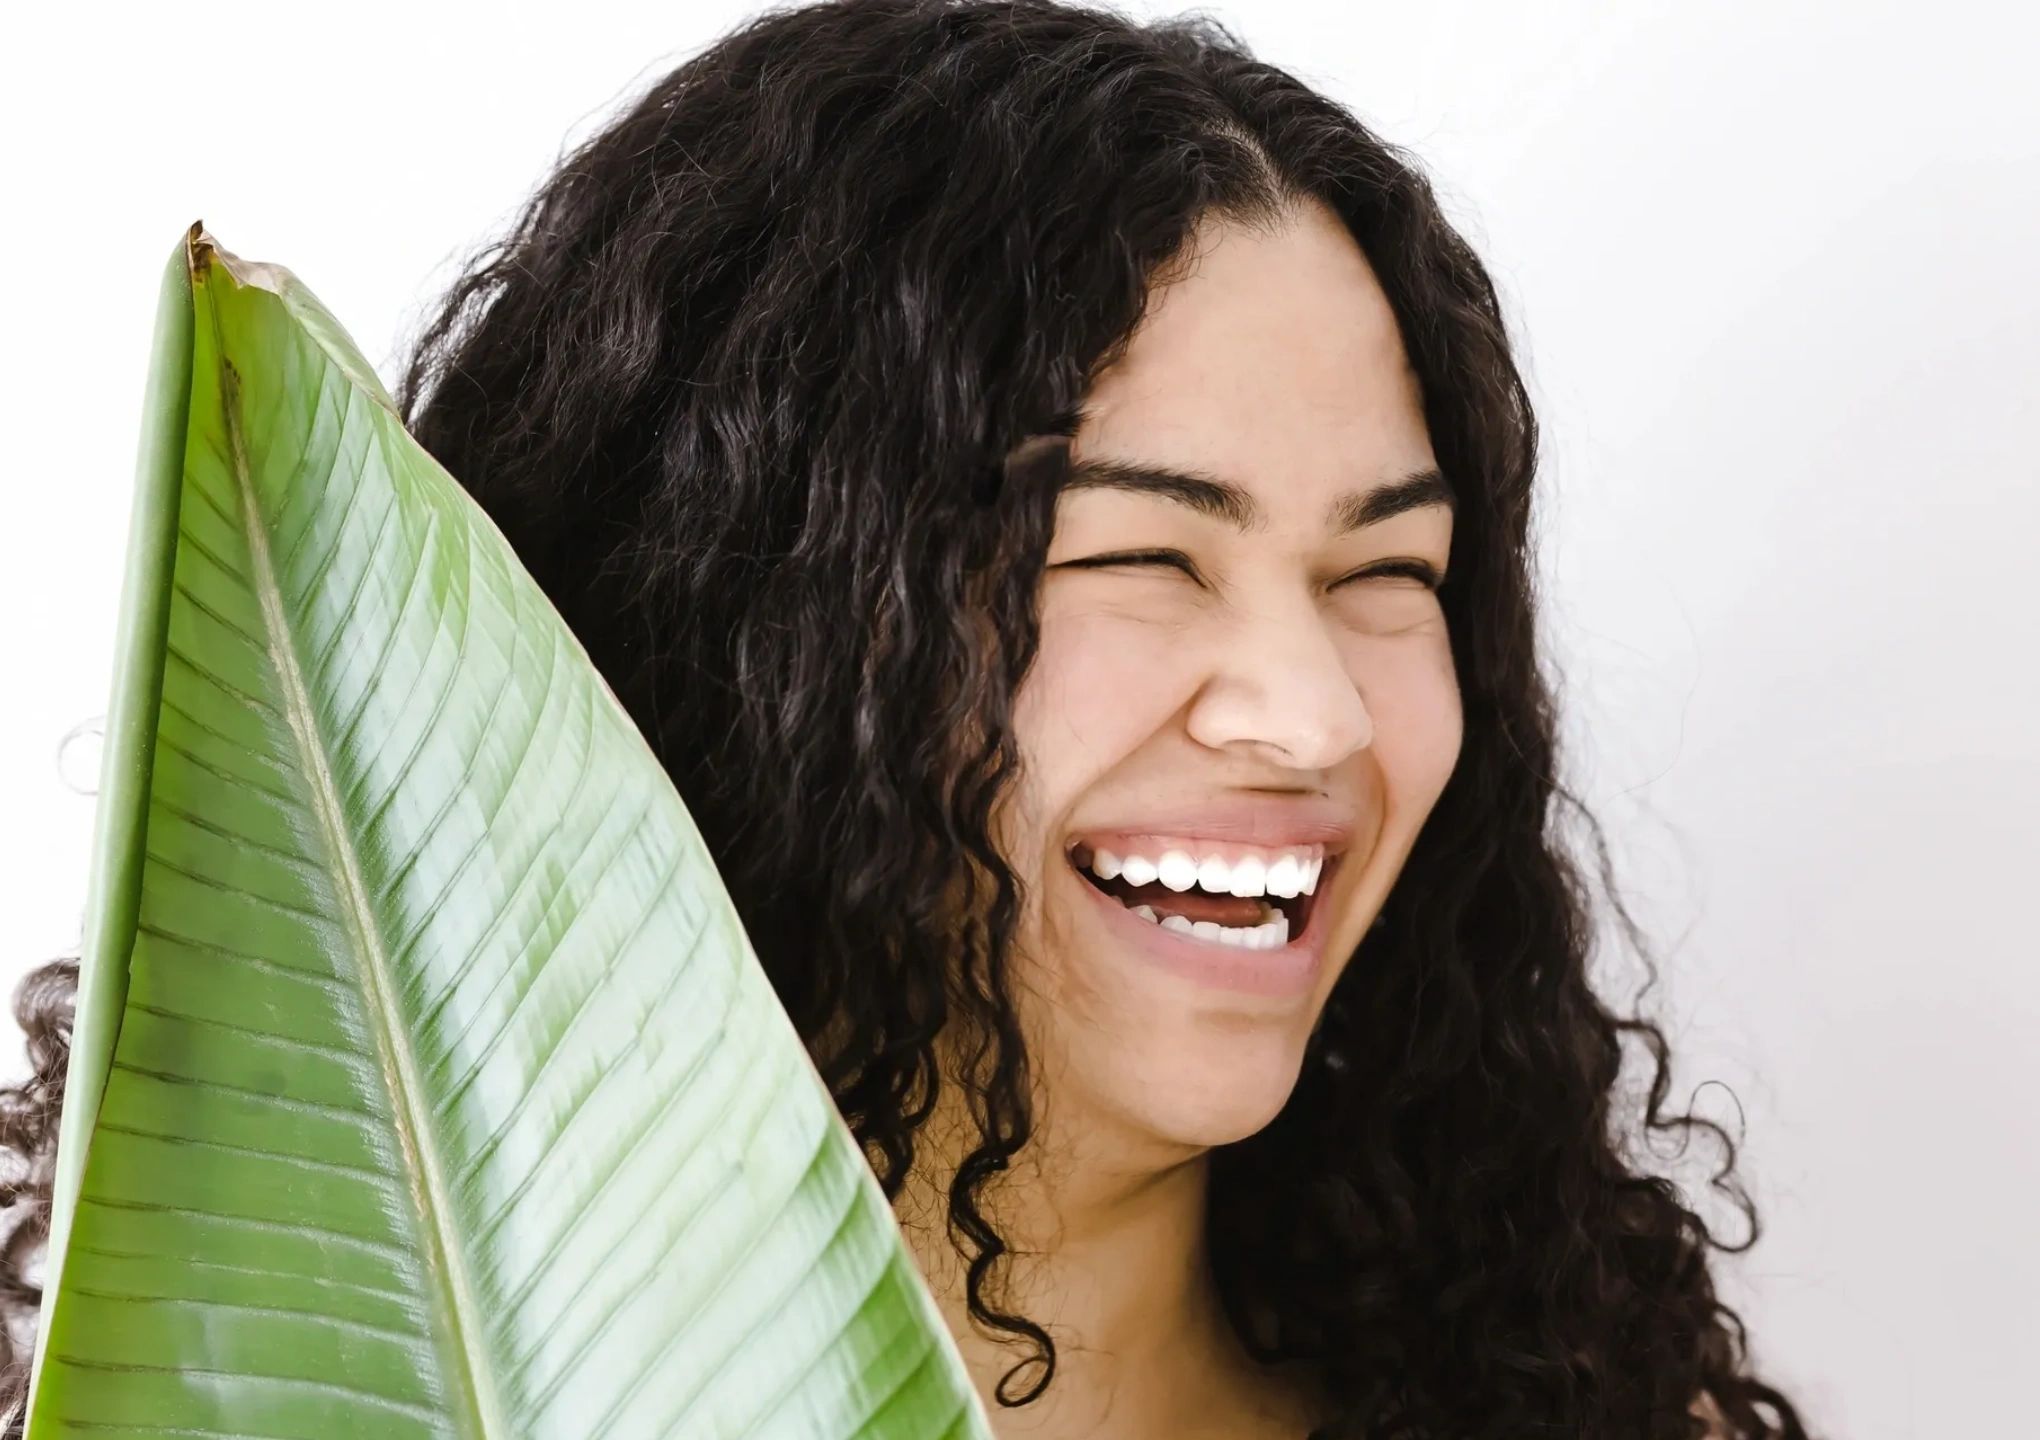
[3,3,2034,1434]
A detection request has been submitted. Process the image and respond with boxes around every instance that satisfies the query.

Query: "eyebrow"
[1058,455,1456,534]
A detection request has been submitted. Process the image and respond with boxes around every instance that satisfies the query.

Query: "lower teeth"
[1127,902,1289,950]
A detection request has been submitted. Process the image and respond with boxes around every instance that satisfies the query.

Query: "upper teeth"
[1086,845,1324,898]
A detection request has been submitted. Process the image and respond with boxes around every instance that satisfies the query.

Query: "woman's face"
[999,201,1463,1157]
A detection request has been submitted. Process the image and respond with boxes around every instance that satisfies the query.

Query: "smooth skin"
[895,198,1736,1437]
[897,198,1459,1439]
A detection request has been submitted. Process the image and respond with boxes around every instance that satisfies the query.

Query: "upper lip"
[1065,794,1357,854]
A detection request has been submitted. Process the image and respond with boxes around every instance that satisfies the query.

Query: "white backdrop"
[3,3,2033,1435]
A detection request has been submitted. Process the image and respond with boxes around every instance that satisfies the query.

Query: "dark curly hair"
[2,2,1819,1436]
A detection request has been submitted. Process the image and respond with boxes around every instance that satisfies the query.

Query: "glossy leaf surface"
[28,225,989,1440]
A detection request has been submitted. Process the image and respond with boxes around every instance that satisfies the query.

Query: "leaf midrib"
[206,264,504,1438]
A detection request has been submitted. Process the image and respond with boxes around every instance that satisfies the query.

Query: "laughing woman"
[0,2,1818,1436]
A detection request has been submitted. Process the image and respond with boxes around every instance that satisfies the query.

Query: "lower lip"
[1069,857,1339,1000]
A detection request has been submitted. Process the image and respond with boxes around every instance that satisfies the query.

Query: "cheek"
[1011,610,1189,798]
[1352,631,1463,801]
[1004,613,1187,959]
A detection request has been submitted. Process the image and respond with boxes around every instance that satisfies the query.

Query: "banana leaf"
[26,223,991,1440]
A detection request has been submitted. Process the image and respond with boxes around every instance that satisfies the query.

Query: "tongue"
[1108,878,1267,927]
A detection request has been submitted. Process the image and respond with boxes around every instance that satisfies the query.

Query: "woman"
[0,1,1817,1435]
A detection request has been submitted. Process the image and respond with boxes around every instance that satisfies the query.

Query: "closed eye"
[1334,559,1447,591]
[1049,548,1200,578]
[1049,551,1446,590]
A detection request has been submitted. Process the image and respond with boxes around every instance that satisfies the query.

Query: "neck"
[892,1037,1272,1437]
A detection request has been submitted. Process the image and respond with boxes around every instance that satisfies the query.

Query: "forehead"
[1072,202,1433,495]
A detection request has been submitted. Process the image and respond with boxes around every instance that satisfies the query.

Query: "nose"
[1183,598,1373,770]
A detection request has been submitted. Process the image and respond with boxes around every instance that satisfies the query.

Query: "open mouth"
[1065,840,1332,950]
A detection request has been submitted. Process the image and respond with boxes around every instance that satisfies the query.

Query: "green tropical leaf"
[28,223,991,1440]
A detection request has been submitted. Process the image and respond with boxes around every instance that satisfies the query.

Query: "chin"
[1076,996,1315,1150]
[1023,840,1361,1153]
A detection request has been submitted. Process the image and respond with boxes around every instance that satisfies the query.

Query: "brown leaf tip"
[182,221,290,296]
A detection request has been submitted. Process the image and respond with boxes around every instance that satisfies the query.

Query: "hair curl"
[3,3,1818,1436]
